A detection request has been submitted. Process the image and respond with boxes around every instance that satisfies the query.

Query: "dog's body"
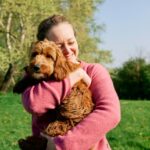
[14,39,94,150]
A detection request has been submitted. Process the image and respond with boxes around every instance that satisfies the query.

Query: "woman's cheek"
[71,47,78,56]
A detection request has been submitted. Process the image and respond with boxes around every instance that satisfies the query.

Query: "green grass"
[107,100,150,150]
[0,93,150,150]
[0,93,31,150]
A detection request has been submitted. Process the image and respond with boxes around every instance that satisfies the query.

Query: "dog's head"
[26,39,80,80]
[26,39,59,79]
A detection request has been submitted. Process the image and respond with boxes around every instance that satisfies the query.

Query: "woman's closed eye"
[68,41,74,45]
[56,41,75,48]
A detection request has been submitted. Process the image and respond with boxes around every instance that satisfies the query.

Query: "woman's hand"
[69,68,91,87]
[40,133,56,150]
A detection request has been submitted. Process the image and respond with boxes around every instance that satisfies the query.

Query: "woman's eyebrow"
[55,42,62,45]
[55,38,74,44]
[68,38,74,41]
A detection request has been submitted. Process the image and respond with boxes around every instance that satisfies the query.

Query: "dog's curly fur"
[13,39,94,150]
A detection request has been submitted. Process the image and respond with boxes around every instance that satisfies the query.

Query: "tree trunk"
[0,63,15,93]
[19,15,25,46]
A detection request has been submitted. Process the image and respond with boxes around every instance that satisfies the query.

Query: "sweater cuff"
[53,137,64,150]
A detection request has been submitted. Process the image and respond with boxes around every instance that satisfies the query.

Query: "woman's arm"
[22,78,70,115]
[53,64,121,150]
[22,68,91,115]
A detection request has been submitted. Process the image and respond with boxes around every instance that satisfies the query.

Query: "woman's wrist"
[68,68,91,87]
[82,70,91,87]
[69,68,83,87]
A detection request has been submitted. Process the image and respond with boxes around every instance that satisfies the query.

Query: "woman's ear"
[53,49,69,80]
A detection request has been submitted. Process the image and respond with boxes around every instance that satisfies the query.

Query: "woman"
[22,14,121,150]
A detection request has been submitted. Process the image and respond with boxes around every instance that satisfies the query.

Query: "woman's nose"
[62,44,71,54]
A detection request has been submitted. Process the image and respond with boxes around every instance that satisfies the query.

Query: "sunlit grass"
[0,93,150,150]
[107,100,150,150]
[0,93,31,150]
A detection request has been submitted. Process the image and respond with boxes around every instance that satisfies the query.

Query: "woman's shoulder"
[80,60,108,74]
[81,61,107,70]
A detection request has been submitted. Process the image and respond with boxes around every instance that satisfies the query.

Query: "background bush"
[112,58,150,100]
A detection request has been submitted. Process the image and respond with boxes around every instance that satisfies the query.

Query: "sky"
[95,0,150,67]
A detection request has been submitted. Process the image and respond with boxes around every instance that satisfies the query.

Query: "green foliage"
[0,94,150,149]
[0,0,62,74]
[140,64,150,98]
[0,0,112,91]
[112,58,150,100]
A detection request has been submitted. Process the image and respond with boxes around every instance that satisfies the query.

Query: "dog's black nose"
[33,64,40,72]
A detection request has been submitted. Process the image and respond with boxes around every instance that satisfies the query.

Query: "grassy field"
[0,93,150,150]
[107,100,150,150]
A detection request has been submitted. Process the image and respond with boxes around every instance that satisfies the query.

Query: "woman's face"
[46,23,79,63]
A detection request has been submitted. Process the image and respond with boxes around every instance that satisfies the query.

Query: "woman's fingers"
[69,68,91,87]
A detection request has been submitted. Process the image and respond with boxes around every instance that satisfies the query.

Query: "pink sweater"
[22,61,121,150]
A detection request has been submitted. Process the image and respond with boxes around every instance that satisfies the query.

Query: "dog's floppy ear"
[53,49,69,80]
[53,48,80,80]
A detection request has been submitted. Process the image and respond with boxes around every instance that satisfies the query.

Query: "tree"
[0,0,61,92]
[140,64,150,99]
[112,57,150,100]
[0,0,110,92]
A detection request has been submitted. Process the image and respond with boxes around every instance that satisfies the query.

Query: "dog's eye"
[47,55,53,59]
[31,52,38,58]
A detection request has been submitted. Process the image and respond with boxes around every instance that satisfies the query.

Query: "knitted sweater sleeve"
[53,64,121,150]
[22,78,71,115]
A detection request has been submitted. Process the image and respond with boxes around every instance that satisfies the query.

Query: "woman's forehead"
[47,23,75,42]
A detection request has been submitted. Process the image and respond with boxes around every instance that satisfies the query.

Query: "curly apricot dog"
[13,39,94,150]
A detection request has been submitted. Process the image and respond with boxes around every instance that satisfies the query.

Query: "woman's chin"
[66,57,78,64]
[67,59,79,64]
